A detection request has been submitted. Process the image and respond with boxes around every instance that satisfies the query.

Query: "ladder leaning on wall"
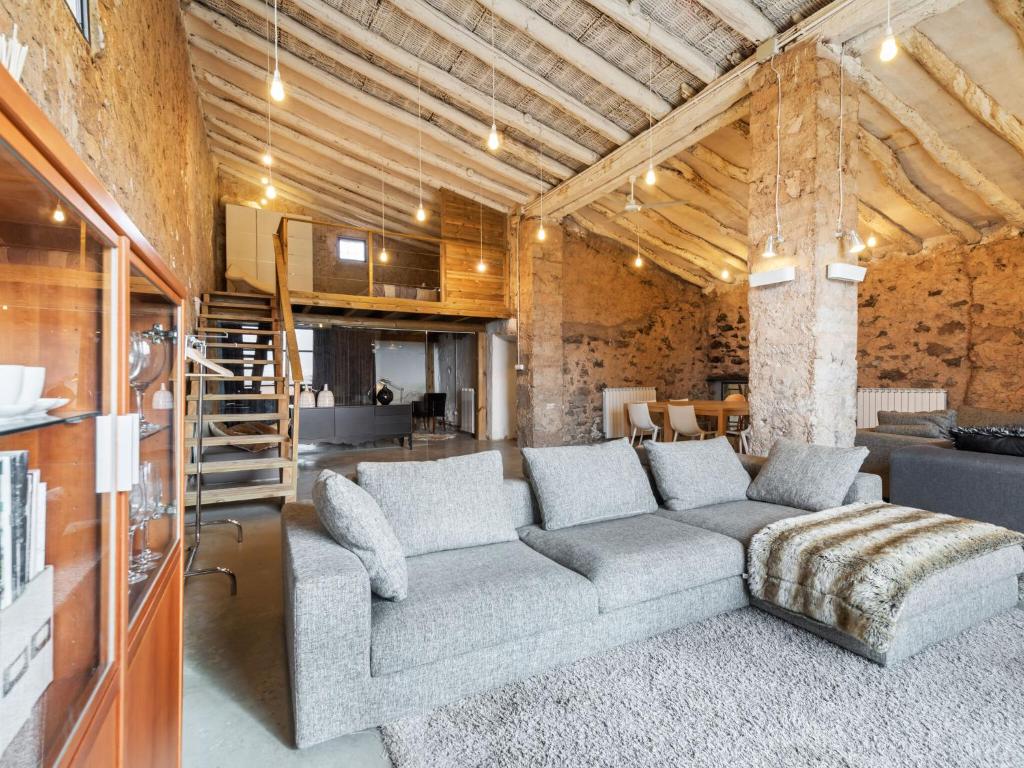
[184,224,303,508]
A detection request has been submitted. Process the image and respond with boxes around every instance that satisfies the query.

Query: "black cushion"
[950,425,1024,457]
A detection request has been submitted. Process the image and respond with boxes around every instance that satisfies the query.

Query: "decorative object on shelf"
[298,383,316,409]
[316,384,335,408]
[152,382,173,411]
[0,365,45,421]
[136,463,163,569]
[376,384,394,406]
[127,482,148,585]
[0,24,29,83]
[128,325,171,436]
[1,449,47,609]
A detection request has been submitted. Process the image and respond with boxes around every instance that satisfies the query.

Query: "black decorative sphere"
[376,385,394,406]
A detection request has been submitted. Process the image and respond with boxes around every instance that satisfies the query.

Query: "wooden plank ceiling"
[181,0,1024,290]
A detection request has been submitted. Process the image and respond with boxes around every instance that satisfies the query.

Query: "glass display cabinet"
[0,67,185,767]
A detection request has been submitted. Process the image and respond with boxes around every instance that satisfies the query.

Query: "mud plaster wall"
[2,0,220,312]
[560,226,709,444]
[701,233,1024,413]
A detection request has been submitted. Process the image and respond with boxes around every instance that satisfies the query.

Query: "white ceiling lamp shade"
[761,234,781,259]
[485,0,501,152]
[270,0,285,101]
[880,0,898,62]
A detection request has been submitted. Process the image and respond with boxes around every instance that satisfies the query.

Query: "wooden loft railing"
[273,217,302,498]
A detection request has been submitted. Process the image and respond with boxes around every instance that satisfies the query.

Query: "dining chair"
[723,392,747,437]
[667,404,715,441]
[627,402,659,446]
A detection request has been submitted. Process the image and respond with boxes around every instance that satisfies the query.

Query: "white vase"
[316,385,334,408]
[152,382,173,410]
[298,384,316,409]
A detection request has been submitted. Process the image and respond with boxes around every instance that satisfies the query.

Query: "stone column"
[515,218,566,447]
[747,41,860,452]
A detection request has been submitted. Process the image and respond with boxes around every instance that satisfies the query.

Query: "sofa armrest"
[282,502,371,744]
[738,453,881,504]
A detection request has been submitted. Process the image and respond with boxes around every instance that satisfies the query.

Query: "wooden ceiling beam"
[185,8,544,198]
[990,0,1024,49]
[901,28,1024,159]
[388,0,629,145]
[688,145,749,183]
[661,159,748,221]
[690,0,777,43]
[626,189,748,258]
[858,127,981,242]
[262,0,594,169]
[581,0,719,85]
[858,201,923,253]
[846,56,1024,226]
[488,0,673,116]
[845,0,967,55]
[570,208,711,288]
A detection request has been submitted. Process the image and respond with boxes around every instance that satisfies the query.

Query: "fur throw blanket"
[748,502,1024,653]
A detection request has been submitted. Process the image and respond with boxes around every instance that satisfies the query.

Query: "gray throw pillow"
[522,438,658,530]
[874,423,944,439]
[357,451,516,556]
[746,439,869,512]
[646,437,750,512]
[312,469,407,600]
[877,409,957,438]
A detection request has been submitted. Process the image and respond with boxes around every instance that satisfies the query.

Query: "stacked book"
[0,450,47,609]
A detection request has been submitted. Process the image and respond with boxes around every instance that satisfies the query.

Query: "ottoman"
[748,502,1024,665]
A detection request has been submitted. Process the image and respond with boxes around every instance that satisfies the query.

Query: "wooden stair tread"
[200,358,278,364]
[205,299,275,310]
[199,312,275,321]
[186,411,288,422]
[186,457,292,474]
[185,397,286,403]
[193,375,284,381]
[186,434,287,447]
[185,482,293,506]
[197,327,280,336]
[203,342,276,349]
[206,290,274,300]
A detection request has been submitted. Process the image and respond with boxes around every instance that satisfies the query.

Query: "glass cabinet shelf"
[0,411,100,438]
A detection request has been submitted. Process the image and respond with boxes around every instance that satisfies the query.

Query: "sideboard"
[300,404,413,448]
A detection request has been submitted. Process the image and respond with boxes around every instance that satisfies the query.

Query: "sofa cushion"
[746,439,869,512]
[357,451,516,556]
[646,437,750,512]
[875,423,946,439]
[950,425,1024,457]
[522,438,658,530]
[370,541,598,675]
[877,409,957,438]
[518,514,744,612]
[956,405,1024,428]
[312,469,408,600]
[658,499,810,546]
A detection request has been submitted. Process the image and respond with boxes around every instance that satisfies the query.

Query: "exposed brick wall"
[702,233,1024,414]
[560,224,709,444]
[2,0,219,310]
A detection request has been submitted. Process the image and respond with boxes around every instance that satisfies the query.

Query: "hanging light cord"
[886,0,892,28]
[380,165,386,252]
[417,69,423,209]
[769,54,783,242]
[490,0,496,126]
[479,203,484,267]
[647,23,654,164]
[835,44,846,234]
[538,124,545,222]
[273,0,280,70]
[265,0,274,187]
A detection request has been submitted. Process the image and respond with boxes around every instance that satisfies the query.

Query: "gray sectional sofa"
[281,443,882,748]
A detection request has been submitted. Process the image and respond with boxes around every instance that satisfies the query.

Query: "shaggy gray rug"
[381,607,1024,768]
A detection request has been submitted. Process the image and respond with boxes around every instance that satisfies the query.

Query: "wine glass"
[129,329,168,436]
[128,483,148,585]
[138,466,163,567]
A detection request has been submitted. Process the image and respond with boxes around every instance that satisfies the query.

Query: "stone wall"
[2,0,219,308]
[702,232,1024,413]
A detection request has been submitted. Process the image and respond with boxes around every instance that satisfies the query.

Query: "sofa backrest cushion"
[876,409,957,438]
[505,478,539,528]
[522,438,658,530]
[957,405,1024,428]
[646,437,750,512]
[746,439,869,512]
[357,450,516,556]
[312,469,408,600]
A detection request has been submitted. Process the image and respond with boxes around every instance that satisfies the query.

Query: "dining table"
[639,399,750,442]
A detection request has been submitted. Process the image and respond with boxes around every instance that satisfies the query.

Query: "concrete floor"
[182,434,520,768]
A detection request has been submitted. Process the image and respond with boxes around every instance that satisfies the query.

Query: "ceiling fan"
[612,175,690,220]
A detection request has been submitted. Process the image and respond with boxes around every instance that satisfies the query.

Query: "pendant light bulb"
[846,229,866,255]
[487,123,501,152]
[633,254,643,268]
[270,67,285,101]
[379,248,389,263]
[260,176,269,185]
[260,198,268,206]
[537,223,546,242]
[866,233,878,248]
[262,151,273,167]
[762,234,779,259]
[721,268,730,280]
[879,26,898,62]
[476,259,487,273]
[52,202,66,223]
[265,183,277,200]
[644,163,656,187]
[415,204,427,223]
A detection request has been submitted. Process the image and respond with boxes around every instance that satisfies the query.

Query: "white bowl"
[0,365,24,406]
[16,367,45,406]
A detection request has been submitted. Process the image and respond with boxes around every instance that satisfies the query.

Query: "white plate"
[21,398,71,418]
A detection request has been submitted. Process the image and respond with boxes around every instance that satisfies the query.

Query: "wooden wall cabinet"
[0,68,184,767]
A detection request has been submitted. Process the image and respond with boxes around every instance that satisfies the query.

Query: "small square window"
[337,237,367,262]
[64,0,90,39]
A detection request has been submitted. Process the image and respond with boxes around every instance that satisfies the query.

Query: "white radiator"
[459,388,475,433]
[856,388,948,428]
[603,387,657,439]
